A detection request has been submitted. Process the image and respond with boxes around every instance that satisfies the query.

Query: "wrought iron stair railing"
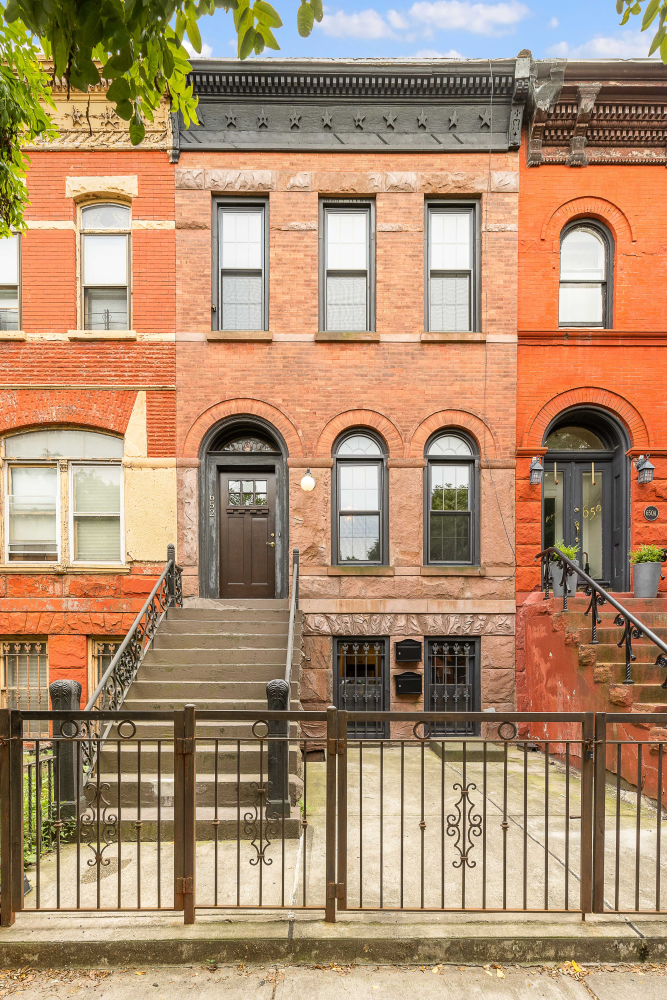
[536,546,667,686]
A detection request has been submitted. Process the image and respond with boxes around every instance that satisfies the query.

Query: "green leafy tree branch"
[0,0,323,237]
[618,0,667,59]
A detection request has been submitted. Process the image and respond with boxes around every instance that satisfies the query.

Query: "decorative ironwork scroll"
[80,780,118,870]
[446,781,483,869]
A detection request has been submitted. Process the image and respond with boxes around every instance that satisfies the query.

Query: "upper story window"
[0,233,20,331]
[425,432,478,565]
[427,205,477,333]
[5,429,124,565]
[81,203,131,331]
[559,222,613,329]
[218,204,266,331]
[333,432,386,565]
[321,202,374,332]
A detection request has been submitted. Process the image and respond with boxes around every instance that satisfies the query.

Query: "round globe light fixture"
[300,468,316,492]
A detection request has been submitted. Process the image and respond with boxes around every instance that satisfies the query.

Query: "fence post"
[167,544,176,607]
[325,705,337,923]
[49,680,82,819]
[336,709,348,912]
[183,704,196,924]
[0,709,14,927]
[593,712,607,912]
[173,708,184,912]
[580,712,595,914]
[266,679,290,819]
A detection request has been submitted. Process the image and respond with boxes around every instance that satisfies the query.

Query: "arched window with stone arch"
[424,430,479,566]
[559,220,613,329]
[332,430,388,565]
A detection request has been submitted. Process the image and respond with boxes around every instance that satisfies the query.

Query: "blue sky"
[186,0,657,63]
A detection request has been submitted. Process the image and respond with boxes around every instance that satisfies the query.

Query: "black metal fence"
[2,707,667,926]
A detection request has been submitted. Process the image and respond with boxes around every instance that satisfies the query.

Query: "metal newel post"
[266,679,290,819]
[49,680,82,820]
[0,709,14,927]
[325,705,338,923]
[592,712,607,913]
[167,543,175,607]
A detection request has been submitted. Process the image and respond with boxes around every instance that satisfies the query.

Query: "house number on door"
[209,494,215,517]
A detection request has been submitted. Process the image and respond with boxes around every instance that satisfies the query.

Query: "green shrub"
[629,544,665,565]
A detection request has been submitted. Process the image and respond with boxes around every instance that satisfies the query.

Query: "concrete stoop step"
[96,599,304,837]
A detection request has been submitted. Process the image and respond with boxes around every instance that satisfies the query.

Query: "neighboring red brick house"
[173,56,529,732]
[516,59,667,716]
[0,74,176,709]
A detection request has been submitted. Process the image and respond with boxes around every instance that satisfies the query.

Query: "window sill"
[316,331,380,342]
[421,566,486,576]
[0,330,26,341]
[207,331,273,342]
[421,332,486,343]
[327,565,394,576]
[68,331,137,341]
[0,564,130,575]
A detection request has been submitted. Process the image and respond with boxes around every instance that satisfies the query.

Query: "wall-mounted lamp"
[634,454,655,485]
[300,468,316,492]
[529,456,544,485]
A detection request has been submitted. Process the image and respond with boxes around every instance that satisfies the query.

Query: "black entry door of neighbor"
[543,455,615,588]
[219,470,276,599]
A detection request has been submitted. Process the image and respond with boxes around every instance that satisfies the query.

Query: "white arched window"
[425,432,478,565]
[81,204,131,330]
[333,432,386,565]
[559,223,612,328]
[5,429,123,564]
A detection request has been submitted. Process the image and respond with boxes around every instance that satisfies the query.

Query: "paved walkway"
[1,963,667,1000]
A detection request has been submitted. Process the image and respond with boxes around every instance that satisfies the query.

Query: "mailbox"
[395,639,422,662]
[394,671,423,695]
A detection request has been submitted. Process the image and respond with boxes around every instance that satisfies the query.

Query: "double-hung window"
[81,203,131,330]
[4,429,124,565]
[425,432,478,565]
[426,205,477,332]
[0,233,20,331]
[321,202,374,332]
[559,222,613,328]
[218,204,266,331]
[334,433,386,564]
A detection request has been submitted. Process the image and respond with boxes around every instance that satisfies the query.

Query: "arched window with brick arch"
[332,430,388,566]
[424,430,479,566]
[559,220,613,329]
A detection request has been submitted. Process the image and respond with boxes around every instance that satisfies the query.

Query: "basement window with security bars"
[426,638,480,736]
[89,638,122,697]
[0,639,49,736]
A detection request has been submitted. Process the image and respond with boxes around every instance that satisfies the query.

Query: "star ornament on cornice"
[322,111,333,128]
[383,111,397,129]
[479,109,491,129]
[290,112,302,129]
[257,110,269,128]
[354,111,365,129]
[417,110,428,129]
[448,111,458,129]
[225,113,237,128]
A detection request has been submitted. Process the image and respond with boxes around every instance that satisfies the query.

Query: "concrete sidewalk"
[2,963,667,1000]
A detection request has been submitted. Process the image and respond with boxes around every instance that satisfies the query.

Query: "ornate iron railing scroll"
[536,546,667,686]
[82,544,182,772]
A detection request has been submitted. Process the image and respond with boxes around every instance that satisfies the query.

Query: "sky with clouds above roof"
[185,0,657,63]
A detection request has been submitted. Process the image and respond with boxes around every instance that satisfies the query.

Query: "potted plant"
[630,544,665,599]
[550,540,580,597]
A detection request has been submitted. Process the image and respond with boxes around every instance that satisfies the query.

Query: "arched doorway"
[542,407,629,591]
[199,417,288,599]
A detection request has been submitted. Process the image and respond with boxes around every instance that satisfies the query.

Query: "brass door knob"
[266,541,276,547]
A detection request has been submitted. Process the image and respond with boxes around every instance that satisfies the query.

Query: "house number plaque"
[644,506,659,522]
[209,494,215,517]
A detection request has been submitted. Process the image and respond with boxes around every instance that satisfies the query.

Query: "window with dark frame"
[0,233,20,331]
[426,204,476,333]
[559,221,613,328]
[321,202,373,332]
[425,432,477,565]
[335,637,387,738]
[425,637,479,735]
[81,204,131,331]
[217,204,266,331]
[334,432,386,565]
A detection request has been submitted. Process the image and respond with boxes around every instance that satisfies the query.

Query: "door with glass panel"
[219,470,275,598]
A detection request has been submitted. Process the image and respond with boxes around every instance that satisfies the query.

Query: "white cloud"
[547,16,559,28]
[319,8,398,38]
[413,47,465,57]
[548,31,654,59]
[388,8,410,29]
[183,39,214,58]
[408,0,530,37]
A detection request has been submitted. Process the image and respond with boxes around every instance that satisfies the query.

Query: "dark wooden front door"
[219,470,276,598]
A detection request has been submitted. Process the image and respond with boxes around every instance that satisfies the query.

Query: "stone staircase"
[96,599,303,838]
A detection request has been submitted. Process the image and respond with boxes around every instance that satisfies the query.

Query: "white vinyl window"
[427,207,475,332]
[70,465,122,563]
[6,465,59,562]
[323,205,372,332]
[0,233,20,331]
[81,203,131,331]
[218,207,265,330]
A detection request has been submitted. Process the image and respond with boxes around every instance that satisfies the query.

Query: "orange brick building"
[0,76,176,709]
[516,59,667,711]
[173,57,528,731]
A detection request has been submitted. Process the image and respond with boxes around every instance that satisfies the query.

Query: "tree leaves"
[297,1,314,36]
[620,0,667,63]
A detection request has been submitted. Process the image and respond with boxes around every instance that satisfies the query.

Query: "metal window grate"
[0,639,49,736]
[336,639,386,737]
[91,640,122,694]
[426,639,479,735]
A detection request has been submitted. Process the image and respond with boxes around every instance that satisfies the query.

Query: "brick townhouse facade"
[173,56,527,733]
[0,74,177,710]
